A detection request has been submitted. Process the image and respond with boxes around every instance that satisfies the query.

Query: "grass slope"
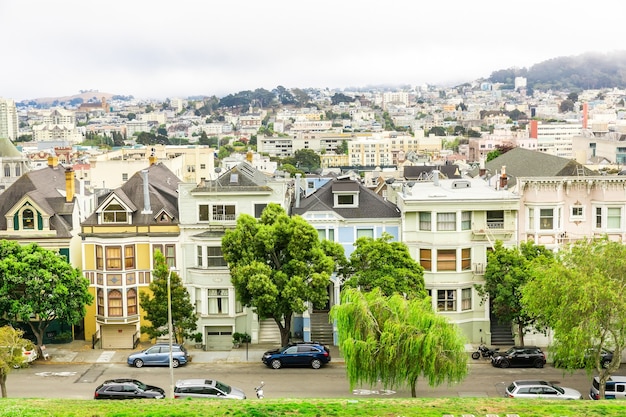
[0,398,625,417]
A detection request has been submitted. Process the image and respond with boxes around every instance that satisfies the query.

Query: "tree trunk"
[1,372,7,398]
[516,322,525,346]
[275,313,292,347]
[410,377,417,398]
[599,371,608,399]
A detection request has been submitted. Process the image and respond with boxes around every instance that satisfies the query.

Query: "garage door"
[101,325,136,349]
[205,326,233,351]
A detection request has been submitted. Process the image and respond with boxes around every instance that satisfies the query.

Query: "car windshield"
[551,384,565,394]
[504,347,516,355]
[507,383,516,393]
[215,381,231,394]
[135,381,147,390]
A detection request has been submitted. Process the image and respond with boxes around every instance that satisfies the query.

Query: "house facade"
[0,155,93,342]
[291,173,403,344]
[80,159,182,349]
[177,162,291,350]
[387,173,520,345]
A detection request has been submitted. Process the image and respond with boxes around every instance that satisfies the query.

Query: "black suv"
[491,346,546,368]
[262,341,331,369]
[94,379,165,400]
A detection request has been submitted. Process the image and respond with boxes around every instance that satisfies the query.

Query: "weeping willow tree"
[330,288,468,397]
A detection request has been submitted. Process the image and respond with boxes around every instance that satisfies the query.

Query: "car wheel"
[311,359,322,369]
[533,359,544,368]
[471,352,480,360]
[499,359,510,368]
[602,360,611,369]
[172,359,180,368]
[271,359,282,369]
[133,359,144,368]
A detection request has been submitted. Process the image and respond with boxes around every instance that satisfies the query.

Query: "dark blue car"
[262,342,331,369]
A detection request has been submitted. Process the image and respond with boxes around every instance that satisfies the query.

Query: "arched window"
[22,209,35,230]
[4,164,10,177]
[127,289,137,315]
[108,289,123,317]
[97,289,104,316]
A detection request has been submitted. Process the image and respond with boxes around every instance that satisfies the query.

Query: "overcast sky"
[2,1,624,101]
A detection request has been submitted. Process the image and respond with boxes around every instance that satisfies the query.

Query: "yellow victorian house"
[80,158,182,349]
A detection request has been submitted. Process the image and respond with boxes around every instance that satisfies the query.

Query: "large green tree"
[475,240,553,345]
[521,238,626,400]
[139,251,196,343]
[0,241,93,349]
[222,204,340,346]
[343,234,425,298]
[331,288,468,397]
[0,326,32,397]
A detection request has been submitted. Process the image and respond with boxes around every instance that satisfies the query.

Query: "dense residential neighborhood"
[1,80,626,353]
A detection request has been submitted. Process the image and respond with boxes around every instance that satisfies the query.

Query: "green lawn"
[0,398,625,417]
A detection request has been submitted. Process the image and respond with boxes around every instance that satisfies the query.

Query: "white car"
[2,345,39,368]
[506,380,582,400]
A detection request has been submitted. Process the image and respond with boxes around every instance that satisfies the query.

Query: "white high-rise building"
[0,98,19,141]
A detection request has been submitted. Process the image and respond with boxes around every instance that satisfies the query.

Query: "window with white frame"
[461,211,471,230]
[317,229,335,241]
[357,229,374,239]
[437,249,456,271]
[437,213,456,231]
[539,208,554,230]
[570,205,584,221]
[419,212,431,231]
[486,210,504,229]
[608,207,622,229]
[461,248,471,270]
[419,249,432,271]
[437,289,456,312]
[208,289,229,315]
[461,288,472,310]
[199,204,209,222]
[206,246,227,267]
[212,204,236,221]
[102,202,128,223]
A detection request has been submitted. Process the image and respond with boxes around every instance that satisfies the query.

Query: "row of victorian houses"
[2,136,624,350]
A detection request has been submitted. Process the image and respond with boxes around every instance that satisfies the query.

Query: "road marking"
[35,372,77,377]
[96,351,115,363]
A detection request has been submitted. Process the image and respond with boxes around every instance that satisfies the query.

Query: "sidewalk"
[38,340,344,365]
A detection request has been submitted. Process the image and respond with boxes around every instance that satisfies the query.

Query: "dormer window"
[337,195,354,205]
[103,202,128,223]
[331,180,359,208]
[22,209,35,230]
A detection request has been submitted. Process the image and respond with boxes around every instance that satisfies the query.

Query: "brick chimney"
[499,166,507,189]
[65,167,75,202]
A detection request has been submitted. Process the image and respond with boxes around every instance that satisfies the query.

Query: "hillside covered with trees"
[488,50,626,91]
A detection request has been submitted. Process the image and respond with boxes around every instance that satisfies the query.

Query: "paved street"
[6,353,613,400]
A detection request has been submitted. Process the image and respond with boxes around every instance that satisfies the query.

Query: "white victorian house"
[178,163,291,350]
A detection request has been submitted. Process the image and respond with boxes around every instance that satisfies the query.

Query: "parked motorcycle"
[471,343,499,360]
[255,381,265,399]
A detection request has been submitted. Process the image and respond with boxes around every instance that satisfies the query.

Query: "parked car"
[505,380,582,400]
[1,344,39,368]
[127,343,190,368]
[491,346,546,368]
[173,379,246,399]
[94,379,165,399]
[262,341,331,369]
[554,348,614,369]
[590,375,626,400]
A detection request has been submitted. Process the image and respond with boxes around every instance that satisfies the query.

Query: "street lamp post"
[167,267,175,399]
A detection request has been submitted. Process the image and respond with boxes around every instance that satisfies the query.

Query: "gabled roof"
[292,178,400,219]
[82,162,181,226]
[471,147,598,187]
[0,164,81,236]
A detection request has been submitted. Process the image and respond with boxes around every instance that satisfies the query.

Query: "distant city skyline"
[3,0,625,101]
